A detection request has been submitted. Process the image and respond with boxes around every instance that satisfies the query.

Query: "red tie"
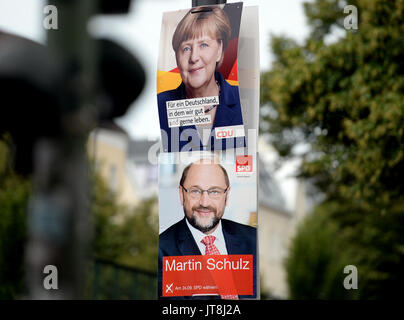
[201,235,221,255]
[201,235,238,300]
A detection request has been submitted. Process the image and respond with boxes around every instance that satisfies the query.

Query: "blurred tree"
[116,197,158,271]
[91,169,158,273]
[91,171,124,262]
[287,197,404,299]
[0,134,158,299]
[262,0,404,204]
[285,206,353,299]
[0,136,30,299]
[261,0,404,298]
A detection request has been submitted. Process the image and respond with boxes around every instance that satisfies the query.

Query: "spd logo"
[236,155,253,175]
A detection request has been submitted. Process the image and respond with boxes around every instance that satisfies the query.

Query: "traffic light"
[0,29,145,174]
[98,0,131,14]
[0,31,66,174]
[97,37,146,120]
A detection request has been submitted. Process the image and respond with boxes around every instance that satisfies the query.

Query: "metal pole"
[26,0,96,299]
[192,0,226,7]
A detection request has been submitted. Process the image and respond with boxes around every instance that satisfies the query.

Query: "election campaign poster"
[157,151,258,299]
[156,3,246,152]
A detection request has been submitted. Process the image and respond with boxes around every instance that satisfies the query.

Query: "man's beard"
[185,205,221,233]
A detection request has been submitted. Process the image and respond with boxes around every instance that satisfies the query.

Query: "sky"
[0,0,312,210]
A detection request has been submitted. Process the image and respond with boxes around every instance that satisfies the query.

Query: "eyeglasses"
[181,184,228,200]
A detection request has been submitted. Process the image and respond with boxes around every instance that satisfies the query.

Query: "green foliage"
[287,199,404,299]
[88,170,158,299]
[0,138,31,299]
[261,0,404,298]
[0,135,158,299]
[91,170,158,273]
[261,0,404,204]
[116,197,158,271]
[303,0,359,41]
[91,172,125,261]
[286,207,352,299]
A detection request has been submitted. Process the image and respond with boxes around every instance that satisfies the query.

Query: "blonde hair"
[172,6,231,68]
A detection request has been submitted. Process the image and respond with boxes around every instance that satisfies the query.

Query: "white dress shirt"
[185,218,228,255]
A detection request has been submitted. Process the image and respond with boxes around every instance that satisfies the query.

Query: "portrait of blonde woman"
[157,5,245,152]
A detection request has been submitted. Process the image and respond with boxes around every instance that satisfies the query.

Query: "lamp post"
[25,0,97,300]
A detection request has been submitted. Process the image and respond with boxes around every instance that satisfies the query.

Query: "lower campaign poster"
[157,151,258,299]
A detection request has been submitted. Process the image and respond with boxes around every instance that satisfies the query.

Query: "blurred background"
[0,0,403,299]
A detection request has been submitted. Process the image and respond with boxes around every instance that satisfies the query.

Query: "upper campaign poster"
[157,3,245,153]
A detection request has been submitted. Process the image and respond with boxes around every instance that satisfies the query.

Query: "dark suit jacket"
[157,72,246,152]
[158,218,257,299]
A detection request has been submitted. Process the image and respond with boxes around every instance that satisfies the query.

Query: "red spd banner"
[236,155,253,176]
[162,254,253,297]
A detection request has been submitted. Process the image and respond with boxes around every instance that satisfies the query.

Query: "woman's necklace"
[204,80,220,114]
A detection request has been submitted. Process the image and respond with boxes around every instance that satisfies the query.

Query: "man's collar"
[185,217,224,244]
